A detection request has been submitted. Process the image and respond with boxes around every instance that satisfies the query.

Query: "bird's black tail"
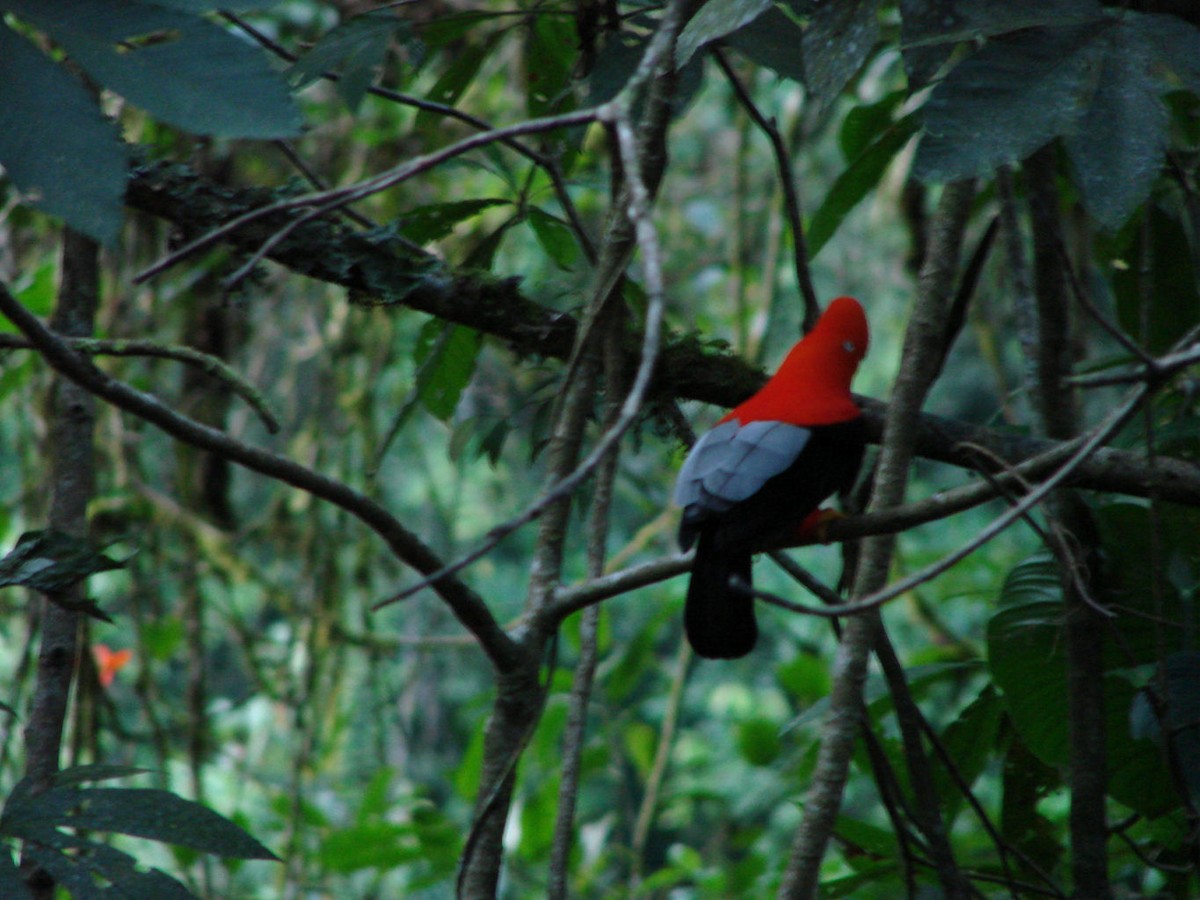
[684,532,756,658]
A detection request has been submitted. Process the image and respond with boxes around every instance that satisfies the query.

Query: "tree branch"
[0,282,523,674]
[123,160,1200,508]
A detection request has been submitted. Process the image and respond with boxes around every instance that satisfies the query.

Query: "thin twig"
[221,11,596,263]
[0,333,280,433]
[134,106,603,286]
[712,48,819,329]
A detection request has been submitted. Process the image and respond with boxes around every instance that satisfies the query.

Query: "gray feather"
[674,420,811,514]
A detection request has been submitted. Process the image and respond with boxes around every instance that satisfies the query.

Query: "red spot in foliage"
[93,644,132,687]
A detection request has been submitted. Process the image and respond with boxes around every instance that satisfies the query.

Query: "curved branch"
[0,333,280,433]
[0,283,523,673]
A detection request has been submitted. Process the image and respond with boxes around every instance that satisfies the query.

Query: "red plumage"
[674,297,869,658]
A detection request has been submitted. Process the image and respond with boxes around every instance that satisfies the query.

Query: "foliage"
[0,0,1198,897]
[0,765,274,899]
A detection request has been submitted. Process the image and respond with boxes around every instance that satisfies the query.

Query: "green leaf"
[932,684,1003,824]
[417,37,497,129]
[798,0,879,105]
[999,731,1062,878]
[288,13,401,111]
[839,89,905,160]
[1111,207,1200,354]
[318,821,420,873]
[914,21,1111,182]
[808,111,918,257]
[398,198,510,245]
[0,24,127,244]
[413,321,482,421]
[736,716,783,766]
[29,787,275,859]
[774,652,831,704]
[0,846,30,900]
[410,800,462,874]
[526,207,579,270]
[726,7,806,84]
[987,554,1178,816]
[525,13,576,120]
[1130,652,1200,809]
[900,0,1106,87]
[0,530,125,594]
[1137,10,1200,95]
[676,0,774,69]
[1063,21,1168,228]
[8,0,301,138]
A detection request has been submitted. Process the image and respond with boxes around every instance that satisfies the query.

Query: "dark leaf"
[40,786,275,859]
[288,12,401,111]
[676,0,773,69]
[1136,11,1200,95]
[933,684,1003,825]
[1110,207,1200,354]
[414,321,482,421]
[1130,652,1200,808]
[901,0,1105,54]
[0,847,30,900]
[398,198,510,245]
[139,0,282,9]
[526,207,579,270]
[525,13,576,120]
[987,554,1178,816]
[417,37,498,129]
[726,7,806,84]
[914,21,1111,182]
[0,530,125,594]
[8,0,301,138]
[1064,22,1168,228]
[799,0,879,105]
[0,24,127,244]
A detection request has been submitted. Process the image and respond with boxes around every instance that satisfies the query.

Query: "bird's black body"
[675,417,866,658]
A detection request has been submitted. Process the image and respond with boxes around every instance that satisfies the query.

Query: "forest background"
[0,0,1199,897]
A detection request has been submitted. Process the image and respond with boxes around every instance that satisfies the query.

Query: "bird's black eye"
[843,340,856,353]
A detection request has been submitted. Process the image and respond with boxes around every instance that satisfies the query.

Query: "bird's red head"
[722,296,869,427]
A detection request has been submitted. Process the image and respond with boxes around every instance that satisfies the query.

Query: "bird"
[673,296,870,658]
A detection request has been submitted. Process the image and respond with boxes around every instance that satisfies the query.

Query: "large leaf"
[0,530,124,594]
[676,0,774,69]
[900,0,1105,73]
[7,0,301,138]
[1064,18,1169,228]
[987,554,1179,817]
[288,12,401,111]
[1110,207,1200,354]
[798,0,879,104]
[0,24,127,244]
[1130,652,1200,809]
[914,20,1111,182]
[725,7,807,84]
[3,784,276,859]
[0,847,29,900]
[413,321,482,421]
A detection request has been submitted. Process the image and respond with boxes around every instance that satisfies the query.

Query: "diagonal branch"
[0,283,523,673]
